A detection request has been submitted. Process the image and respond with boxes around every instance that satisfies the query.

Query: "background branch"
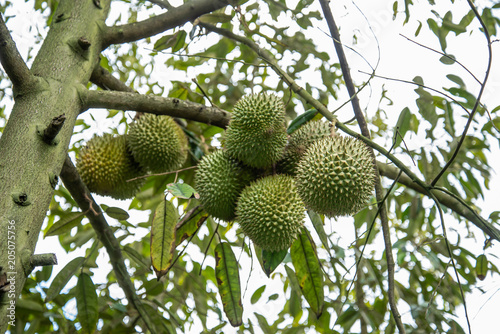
[102,0,231,48]
[318,1,405,332]
[0,14,38,94]
[60,156,157,333]
[82,89,230,128]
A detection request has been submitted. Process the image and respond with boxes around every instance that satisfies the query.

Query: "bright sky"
[2,0,500,333]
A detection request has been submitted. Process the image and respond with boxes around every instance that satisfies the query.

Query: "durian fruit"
[77,134,145,200]
[278,120,331,176]
[295,136,376,217]
[195,150,255,222]
[127,114,188,173]
[224,93,287,169]
[236,175,305,252]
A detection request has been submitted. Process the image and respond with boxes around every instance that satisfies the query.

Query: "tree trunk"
[0,1,110,331]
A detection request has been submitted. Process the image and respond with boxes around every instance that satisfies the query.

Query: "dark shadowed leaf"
[287,109,318,134]
[215,242,243,327]
[45,211,84,237]
[261,248,288,277]
[76,273,98,334]
[46,256,86,302]
[104,206,130,220]
[393,107,411,148]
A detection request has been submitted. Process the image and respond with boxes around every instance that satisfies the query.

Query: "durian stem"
[318,1,406,332]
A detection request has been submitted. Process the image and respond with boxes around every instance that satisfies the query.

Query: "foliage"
[1,0,500,333]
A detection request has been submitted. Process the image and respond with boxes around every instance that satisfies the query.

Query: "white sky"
[2,0,500,333]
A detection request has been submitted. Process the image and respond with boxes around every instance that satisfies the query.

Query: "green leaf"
[336,306,359,327]
[215,242,243,327]
[446,74,465,88]
[175,206,208,246]
[393,107,411,148]
[44,211,84,237]
[150,199,178,279]
[104,206,130,220]
[308,210,329,250]
[287,109,319,134]
[45,256,86,302]
[76,273,98,334]
[268,293,279,301]
[167,183,199,199]
[154,30,186,52]
[291,227,324,318]
[250,285,266,304]
[254,313,273,334]
[439,54,456,65]
[261,248,288,277]
[475,254,488,281]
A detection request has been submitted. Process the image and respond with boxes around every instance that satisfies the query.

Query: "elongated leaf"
[291,228,324,318]
[262,249,288,277]
[76,273,98,334]
[308,210,329,250]
[215,242,243,327]
[45,211,84,237]
[287,109,318,134]
[167,183,199,199]
[254,313,273,334]
[284,265,302,298]
[151,199,178,279]
[45,256,86,302]
[393,107,411,148]
[175,206,208,246]
[476,254,488,281]
[251,285,266,304]
[104,206,130,220]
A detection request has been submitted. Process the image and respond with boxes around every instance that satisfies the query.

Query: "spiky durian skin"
[77,134,145,200]
[224,93,287,169]
[195,150,255,222]
[278,120,331,176]
[128,114,188,173]
[295,136,376,217]
[236,175,305,252]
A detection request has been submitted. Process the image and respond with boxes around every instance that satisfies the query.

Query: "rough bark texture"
[0,1,110,330]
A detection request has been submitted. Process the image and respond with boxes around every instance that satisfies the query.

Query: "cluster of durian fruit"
[77,114,188,199]
[195,93,376,253]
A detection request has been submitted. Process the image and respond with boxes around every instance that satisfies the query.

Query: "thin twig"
[400,34,482,84]
[431,0,493,186]
[127,166,198,182]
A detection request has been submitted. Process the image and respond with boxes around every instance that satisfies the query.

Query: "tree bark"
[0,1,110,331]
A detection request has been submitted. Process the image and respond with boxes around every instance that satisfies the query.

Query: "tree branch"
[102,0,232,48]
[377,161,500,241]
[90,65,136,92]
[0,14,38,94]
[82,89,230,128]
[318,1,405,332]
[60,156,157,333]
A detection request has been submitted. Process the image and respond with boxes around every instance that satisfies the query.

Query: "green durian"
[127,114,188,173]
[77,134,145,200]
[295,136,376,217]
[195,150,255,222]
[278,120,331,176]
[224,93,287,169]
[236,175,305,252]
